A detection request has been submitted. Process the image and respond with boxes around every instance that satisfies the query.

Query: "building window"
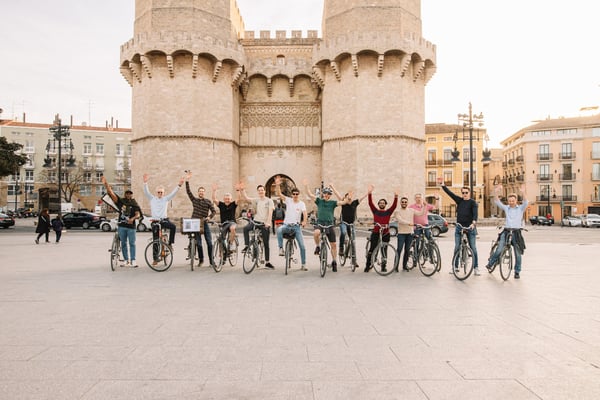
[276,55,285,65]
[95,185,104,196]
[427,171,436,186]
[593,164,600,180]
[443,171,452,186]
[83,143,92,154]
[592,142,600,159]
[557,128,576,135]
[25,170,34,181]
[84,172,92,183]
[95,172,103,183]
[95,143,104,155]
[79,185,91,196]
[463,170,476,187]
[443,149,452,162]
[593,127,600,137]
[115,143,124,157]
[561,143,572,158]
[127,144,132,156]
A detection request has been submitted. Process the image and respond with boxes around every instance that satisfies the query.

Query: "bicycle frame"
[316,223,334,278]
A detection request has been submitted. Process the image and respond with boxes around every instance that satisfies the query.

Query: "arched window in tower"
[276,55,285,66]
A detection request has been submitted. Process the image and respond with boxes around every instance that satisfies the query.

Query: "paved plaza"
[1,219,599,399]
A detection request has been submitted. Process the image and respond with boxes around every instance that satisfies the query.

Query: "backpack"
[274,207,285,220]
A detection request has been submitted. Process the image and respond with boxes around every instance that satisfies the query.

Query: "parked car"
[62,211,106,229]
[529,215,552,226]
[578,214,600,228]
[100,215,151,232]
[389,213,449,237]
[0,213,15,228]
[561,215,582,227]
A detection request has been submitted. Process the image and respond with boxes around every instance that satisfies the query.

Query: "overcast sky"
[1,1,599,146]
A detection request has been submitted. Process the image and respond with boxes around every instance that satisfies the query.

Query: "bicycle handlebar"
[454,222,474,231]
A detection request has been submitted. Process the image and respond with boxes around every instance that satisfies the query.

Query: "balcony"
[508,177,515,183]
[592,195,600,202]
[508,159,515,165]
[592,151,600,160]
[427,160,454,167]
[559,173,576,181]
[443,180,452,186]
[95,165,105,171]
[516,175,524,182]
[501,178,507,184]
[558,152,576,160]
[501,161,508,168]
[536,195,577,203]
[516,155,524,163]
[536,174,553,182]
[426,181,437,187]
[536,153,553,161]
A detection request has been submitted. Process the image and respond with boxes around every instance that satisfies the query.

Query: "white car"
[100,215,151,232]
[561,216,582,227]
[579,214,600,228]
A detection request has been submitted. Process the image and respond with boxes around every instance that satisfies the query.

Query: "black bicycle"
[212,221,239,270]
[488,226,526,281]
[242,217,266,274]
[316,223,335,278]
[406,224,441,277]
[282,223,300,275]
[144,219,174,272]
[365,223,397,276]
[451,222,474,281]
[339,221,358,272]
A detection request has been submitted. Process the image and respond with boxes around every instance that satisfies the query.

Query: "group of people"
[34,208,64,244]
[99,173,528,278]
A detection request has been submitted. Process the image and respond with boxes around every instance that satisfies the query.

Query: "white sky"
[1,1,599,147]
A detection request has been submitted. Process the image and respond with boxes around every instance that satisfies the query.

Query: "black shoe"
[364,266,370,273]
[381,267,387,273]
[314,246,320,255]
[332,261,337,272]
[514,272,520,279]
[241,246,248,253]
[485,264,493,273]
[402,266,409,271]
[265,262,275,269]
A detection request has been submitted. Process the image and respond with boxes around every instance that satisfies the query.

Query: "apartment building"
[500,114,600,220]
[423,123,490,218]
[0,117,132,212]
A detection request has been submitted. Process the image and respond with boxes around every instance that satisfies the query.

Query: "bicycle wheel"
[145,239,173,272]
[452,244,473,281]
[213,240,224,269]
[242,240,257,274]
[371,242,396,276]
[499,245,513,281]
[340,236,349,266]
[285,239,293,275]
[189,236,196,271]
[406,240,418,270]
[418,242,440,277]
[319,243,328,277]
[349,239,357,272]
[488,241,498,273]
[228,237,238,266]
[110,235,120,271]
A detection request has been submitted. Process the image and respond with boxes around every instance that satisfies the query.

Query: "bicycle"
[451,222,474,281]
[280,223,300,275]
[242,217,266,274]
[212,221,239,270]
[316,223,335,278]
[181,218,202,271]
[339,221,358,272]
[109,229,122,271]
[144,219,174,272]
[365,223,397,276]
[406,224,441,277]
[488,226,526,281]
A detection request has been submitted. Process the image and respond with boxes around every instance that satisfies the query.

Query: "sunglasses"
[157,191,164,194]
[292,193,299,196]
[461,191,469,194]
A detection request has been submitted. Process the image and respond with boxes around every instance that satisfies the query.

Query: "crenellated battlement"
[242,30,320,41]
[120,30,245,62]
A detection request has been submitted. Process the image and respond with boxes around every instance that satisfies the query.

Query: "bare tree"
[37,161,86,203]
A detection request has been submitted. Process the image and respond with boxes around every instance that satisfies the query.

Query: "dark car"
[389,213,449,237]
[0,213,15,228]
[62,211,106,229]
[529,215,552,226]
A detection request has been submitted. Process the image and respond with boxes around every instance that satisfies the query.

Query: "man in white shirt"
[240,183,275,269]
[274,176,308,270]
[143,173,184,248]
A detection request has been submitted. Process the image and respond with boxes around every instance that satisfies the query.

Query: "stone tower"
[120,0,436,218]
[316,0,436,198]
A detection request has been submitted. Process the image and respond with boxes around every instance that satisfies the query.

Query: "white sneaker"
[278,248,284,256]
[121,260,130,267]
[301,265,308,271]
[473,267,481,276]
[130,260,138,268]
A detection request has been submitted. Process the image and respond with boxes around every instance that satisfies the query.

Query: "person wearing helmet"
[303,179,348,272]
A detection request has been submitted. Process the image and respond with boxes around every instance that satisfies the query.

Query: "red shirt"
[368,193,398,233]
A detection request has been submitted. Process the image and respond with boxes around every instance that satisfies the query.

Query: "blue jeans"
[196,220,214,264]
[453,225,478,268]
[277,224,306,265]
[396,233,413,270]
[488,230,522,272]
[118,226,136,261]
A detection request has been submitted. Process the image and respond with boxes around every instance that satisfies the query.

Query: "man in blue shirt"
[485,184,528,279]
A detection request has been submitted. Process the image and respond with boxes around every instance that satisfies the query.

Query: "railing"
[516,175,524,182]
[508,159,515,165]
[427,159,454,167]
[558,152,576,160]
[501,178,507,184]
[516,155,524,163]
[559,173,576,181]
[591,152,600,160]
[591,195,600,202]
[444,180,452,186]
[537,195,577,202]
[508,177,515,183]
[536,174,553,182]
[426,181,437,187]
[536,153,553,161]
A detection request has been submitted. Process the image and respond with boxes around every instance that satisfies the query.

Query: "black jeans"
[152,219,176,245]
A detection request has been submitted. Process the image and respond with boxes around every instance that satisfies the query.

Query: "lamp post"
[44,114,74,210]
[451,102,485,197]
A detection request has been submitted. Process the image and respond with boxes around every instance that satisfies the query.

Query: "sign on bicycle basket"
[181,218,201,233]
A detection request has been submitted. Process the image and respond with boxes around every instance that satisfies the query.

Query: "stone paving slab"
[0,224,600,399]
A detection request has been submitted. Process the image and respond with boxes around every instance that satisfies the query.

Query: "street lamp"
[450,102,485,196]
[43,114,75,209]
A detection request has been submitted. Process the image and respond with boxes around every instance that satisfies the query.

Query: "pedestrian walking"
[35,208,51,244]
